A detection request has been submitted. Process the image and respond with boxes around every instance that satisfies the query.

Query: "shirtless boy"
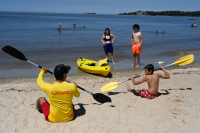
[131,24,143,68]
[126,64,170,99]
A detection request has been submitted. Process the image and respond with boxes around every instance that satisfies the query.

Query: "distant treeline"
[119,11,200,17]
[119,12,137,15]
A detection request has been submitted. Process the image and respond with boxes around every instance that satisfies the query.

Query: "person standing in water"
[58,23,61,31]
[131,24,143,68]
[101,28,116,64]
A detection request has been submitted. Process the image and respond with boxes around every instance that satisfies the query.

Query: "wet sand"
[1,56,200,79]
[0,66,200,132]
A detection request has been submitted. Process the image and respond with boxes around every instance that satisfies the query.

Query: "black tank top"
[104,35,111,42]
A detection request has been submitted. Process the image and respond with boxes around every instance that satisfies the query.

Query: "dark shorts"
[41,102,75,122]
[104,43,113,53]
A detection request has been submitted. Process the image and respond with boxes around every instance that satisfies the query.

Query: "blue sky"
[1,0,200,14]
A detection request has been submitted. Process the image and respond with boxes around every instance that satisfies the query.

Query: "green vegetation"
[118,11,200,17]
[119,12,137,15]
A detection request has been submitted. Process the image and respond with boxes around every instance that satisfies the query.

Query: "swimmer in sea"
[58,23,61,31]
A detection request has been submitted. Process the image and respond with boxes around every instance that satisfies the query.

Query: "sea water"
[0,12,200,78]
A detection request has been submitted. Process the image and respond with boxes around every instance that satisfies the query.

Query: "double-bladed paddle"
[1,46,111,104]
[100,54,194,92]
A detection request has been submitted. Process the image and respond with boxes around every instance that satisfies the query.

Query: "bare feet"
[126,83,137,94]
[126,83,135,92]
[126,83,132,92]
[131,64,135,67]
[136,64,139,68]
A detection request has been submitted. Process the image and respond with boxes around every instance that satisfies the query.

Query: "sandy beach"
[0,66,200,133]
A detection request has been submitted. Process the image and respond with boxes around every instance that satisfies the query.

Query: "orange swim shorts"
[132,43,142,54]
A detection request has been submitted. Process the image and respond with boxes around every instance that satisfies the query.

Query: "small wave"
[155,49,200,57]
[178,50,200,55]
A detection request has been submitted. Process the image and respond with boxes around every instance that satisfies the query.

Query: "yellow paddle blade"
[172,54,194,66]
[100,82,121,92]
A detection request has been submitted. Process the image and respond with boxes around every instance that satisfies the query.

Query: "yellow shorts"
[132,43,142,54]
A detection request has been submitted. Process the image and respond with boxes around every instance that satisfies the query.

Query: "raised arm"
[37,67,51,92]
[110,34,116,43]
[131,76,146,85]
[159,66,170,79]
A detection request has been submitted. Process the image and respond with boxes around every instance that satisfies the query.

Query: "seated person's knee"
[39,97,46,103]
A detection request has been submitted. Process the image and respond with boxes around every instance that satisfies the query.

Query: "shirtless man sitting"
[126,64,170,99]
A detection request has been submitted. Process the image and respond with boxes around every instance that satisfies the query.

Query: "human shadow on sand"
[126,88,192,97]
[157,90,170,97]
[72,103,88,120]
[157,88,192,97]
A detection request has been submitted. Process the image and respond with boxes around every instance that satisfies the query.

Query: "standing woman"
[101,28,116,64]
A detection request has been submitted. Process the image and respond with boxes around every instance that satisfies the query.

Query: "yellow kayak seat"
[96,58,109,67]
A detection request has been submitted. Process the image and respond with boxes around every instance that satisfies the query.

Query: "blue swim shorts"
[104,43,113,53]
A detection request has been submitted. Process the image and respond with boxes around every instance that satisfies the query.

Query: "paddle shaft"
[27,60,93,95]
[121,63,173,83]
[2,46,111,103]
